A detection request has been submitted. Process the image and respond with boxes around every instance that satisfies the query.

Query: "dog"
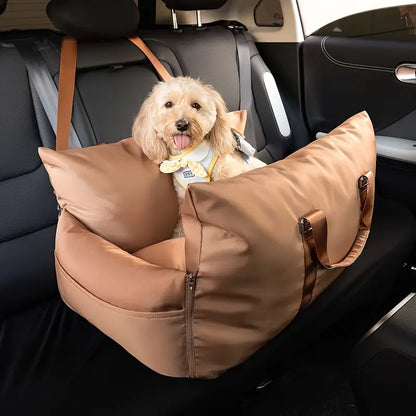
[133,76,265,236]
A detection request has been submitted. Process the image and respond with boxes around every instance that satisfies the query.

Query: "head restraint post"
[171,9,179,30]
[196,10,202,28]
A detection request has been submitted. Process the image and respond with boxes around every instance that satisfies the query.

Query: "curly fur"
[133,76,265,236]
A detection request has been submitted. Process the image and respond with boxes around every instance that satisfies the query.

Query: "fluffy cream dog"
[133,76,265,236]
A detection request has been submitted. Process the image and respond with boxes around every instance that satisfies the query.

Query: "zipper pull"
[186,273,196,291]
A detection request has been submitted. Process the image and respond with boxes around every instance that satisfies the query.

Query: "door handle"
[395,64,416,83]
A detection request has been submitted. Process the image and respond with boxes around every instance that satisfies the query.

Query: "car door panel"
[302,35,416,215]
[303,36,416,136]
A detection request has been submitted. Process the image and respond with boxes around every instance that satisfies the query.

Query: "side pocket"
[56,258,189,377]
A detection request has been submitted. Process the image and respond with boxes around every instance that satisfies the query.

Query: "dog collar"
[160,140,218,189]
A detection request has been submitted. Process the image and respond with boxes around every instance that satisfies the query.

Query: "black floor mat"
[241,265,416,416]
[241,342,358,416]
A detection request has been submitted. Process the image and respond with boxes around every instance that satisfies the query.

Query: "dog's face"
[150,77,218,153]
[133,77,235,164]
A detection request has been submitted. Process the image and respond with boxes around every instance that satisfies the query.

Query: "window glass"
[254,0,283,27]
[313,5,416,39]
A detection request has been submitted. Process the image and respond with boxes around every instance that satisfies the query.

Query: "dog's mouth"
[173,133,191,150]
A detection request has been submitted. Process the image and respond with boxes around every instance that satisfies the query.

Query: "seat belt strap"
[128,37,171,82]
[57,37,78,151]
[13,40,80,149]
[234,30,256,143]
[57,36,172,151]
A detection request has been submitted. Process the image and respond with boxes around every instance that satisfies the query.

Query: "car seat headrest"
[0,0,8,15]
[161,0,227,11]
[47,0,139,40]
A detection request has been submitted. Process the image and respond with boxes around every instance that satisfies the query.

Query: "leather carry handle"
[56,36,171,151]
[298,170,374,311]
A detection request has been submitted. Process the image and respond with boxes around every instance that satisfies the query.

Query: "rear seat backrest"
[0,42,58,318]
[160,0,292,161]
[65,39,181,143]
[44,0,183,145]
[138,26,286,162]
[45,0,290,161]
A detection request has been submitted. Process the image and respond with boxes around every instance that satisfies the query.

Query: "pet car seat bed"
[39,0,377,379]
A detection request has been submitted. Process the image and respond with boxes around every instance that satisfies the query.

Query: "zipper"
[185,272,197,378]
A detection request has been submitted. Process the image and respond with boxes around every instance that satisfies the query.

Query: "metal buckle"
[226,20,247,31]
[231,129,242,150]
[299,218,313,238]
[358,175,369,190]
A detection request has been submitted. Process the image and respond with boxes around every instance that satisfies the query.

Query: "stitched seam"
[72,83,98,145]
[187,188,203,274]
[320,37,394,73]
[0,222,56,245]
[141,37,184,76]
[0,159,45,182]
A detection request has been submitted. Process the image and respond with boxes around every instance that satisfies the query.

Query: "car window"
[314,4,416,39]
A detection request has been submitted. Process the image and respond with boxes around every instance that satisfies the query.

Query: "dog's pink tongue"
[174,134,190,150]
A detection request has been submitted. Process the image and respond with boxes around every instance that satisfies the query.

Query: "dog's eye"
[191,102,201,110]
[164,101,173,108]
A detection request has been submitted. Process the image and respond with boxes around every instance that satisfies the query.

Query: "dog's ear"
[132,91,168,164]
[205,86,236,155]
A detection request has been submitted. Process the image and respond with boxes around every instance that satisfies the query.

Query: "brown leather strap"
[299,230,318,312]
[299,170,374,310]
[128,37,171,82]
[56,36,171,151]
[56,37,77,151]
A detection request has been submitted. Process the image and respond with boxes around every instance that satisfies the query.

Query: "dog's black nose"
[176,119,190,132]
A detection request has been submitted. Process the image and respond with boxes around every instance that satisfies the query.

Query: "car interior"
[1,0,416,414]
